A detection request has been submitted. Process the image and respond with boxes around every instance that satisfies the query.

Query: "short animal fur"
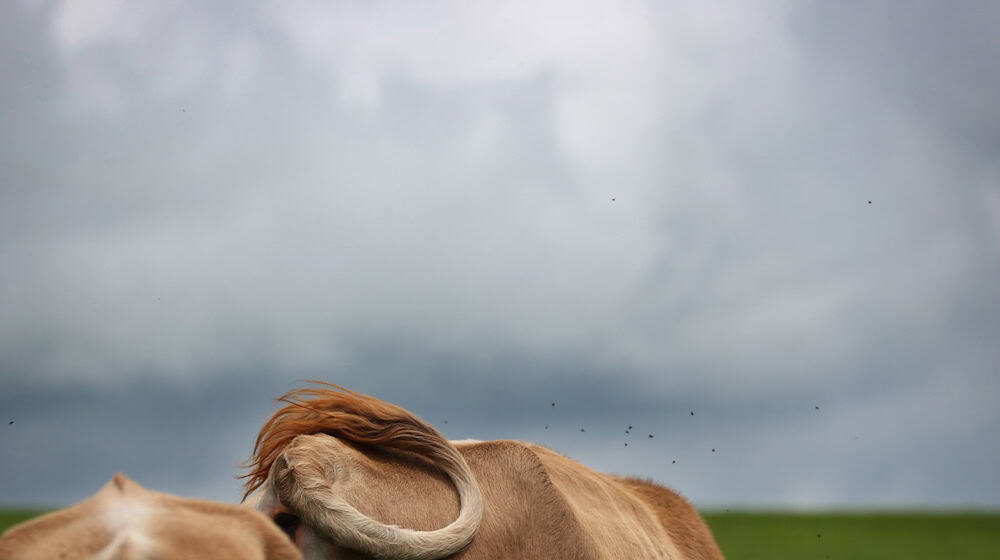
[243,382,724,559]
[0,473,302,560]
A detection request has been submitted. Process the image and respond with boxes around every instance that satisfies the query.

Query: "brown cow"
[0,473,302,560]
[242,383,725,559]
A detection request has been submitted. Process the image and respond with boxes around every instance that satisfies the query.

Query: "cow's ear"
[270,435,342,509]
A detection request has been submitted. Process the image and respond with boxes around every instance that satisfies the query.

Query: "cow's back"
[617,477,725,560]
[454,440,702,559]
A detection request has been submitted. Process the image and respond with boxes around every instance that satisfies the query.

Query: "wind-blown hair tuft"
[241,381,451,501]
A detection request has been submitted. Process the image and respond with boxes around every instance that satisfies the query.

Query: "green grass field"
[3,509,998,558]
[701,511,1000,559]
[0,510,48,534]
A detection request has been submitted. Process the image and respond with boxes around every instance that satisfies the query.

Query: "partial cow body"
[244,383,725,559]
[0,474,302,560]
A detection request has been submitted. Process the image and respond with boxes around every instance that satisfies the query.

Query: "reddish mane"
[241,381,448,501]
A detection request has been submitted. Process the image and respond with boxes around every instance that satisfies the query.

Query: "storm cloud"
[1,0,998,509]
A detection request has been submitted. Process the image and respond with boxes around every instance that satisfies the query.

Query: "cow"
[0,473,302,560]
[242,383,725,559]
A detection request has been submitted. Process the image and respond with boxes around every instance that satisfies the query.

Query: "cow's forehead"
[0,474,303,560]
[92,479,157,558]
[97,475,154,522]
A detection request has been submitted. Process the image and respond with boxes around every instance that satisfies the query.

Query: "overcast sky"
[1,0,998,510]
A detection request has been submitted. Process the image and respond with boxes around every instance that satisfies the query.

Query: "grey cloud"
[790,1,1000,151]
[1,0,998,508]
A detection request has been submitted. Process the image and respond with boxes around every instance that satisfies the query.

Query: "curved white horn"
[272,437,483,560]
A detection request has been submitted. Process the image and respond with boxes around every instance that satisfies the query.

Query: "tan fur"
[0,474,302,560]
[618,477,726,560]
[253,385,483,560]
[245,384,725,559]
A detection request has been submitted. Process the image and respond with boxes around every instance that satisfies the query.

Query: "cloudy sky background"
[1,0,998,509]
